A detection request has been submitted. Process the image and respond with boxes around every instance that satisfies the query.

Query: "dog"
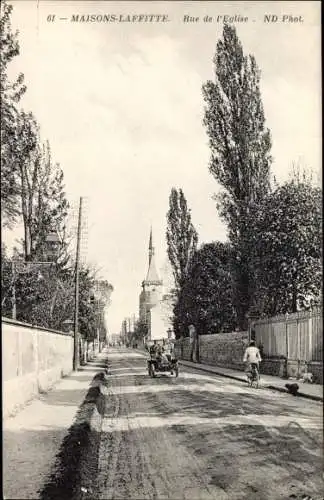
[300,372,313,384]
[285,383,299,396]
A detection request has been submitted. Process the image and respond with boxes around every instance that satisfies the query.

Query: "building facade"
[139,228,163,325]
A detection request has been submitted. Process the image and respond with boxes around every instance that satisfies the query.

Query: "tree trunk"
[292,288,298,313]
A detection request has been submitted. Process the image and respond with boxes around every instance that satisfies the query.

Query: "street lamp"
[45,231,61,262]
[62,318,74,334]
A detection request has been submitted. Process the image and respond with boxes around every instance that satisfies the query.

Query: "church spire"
[145,227,162,284]
[149,226,154,266]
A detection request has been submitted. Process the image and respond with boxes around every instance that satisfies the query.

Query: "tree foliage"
[0,2,114,338]
[173,242,237,337]
[1,0,26,227]
[1,256,113,337]
[1,243,13,316]
[202,24,272,327]
[166,188,198,294]
[253,173,322,315]
[11,112,70,261]
[133,319,148,342]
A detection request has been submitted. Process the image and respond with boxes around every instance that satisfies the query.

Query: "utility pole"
[12,261,16,320]
[96,297,101,353]
[73,196,83,371]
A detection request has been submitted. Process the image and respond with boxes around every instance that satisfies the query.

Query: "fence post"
[296,314,300,378]
[308,312,312,363]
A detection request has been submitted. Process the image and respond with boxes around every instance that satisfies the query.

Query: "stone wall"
[174,332,323,383]
[199,332,248,370]
[260,358,286,377]
[175,331,248,370]
[2,317,73,418]
[308,361,323,384]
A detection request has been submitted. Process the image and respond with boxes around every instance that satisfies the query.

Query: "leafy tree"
[133,319,148,342]
[78,270,113,345]
[253,173,322,315]
[166,188,198,294]
[1,0,26,227]
[202,24,272,328]
[3,259,72,328]
[31,141,70,261]
[12,112,69,261]
[1,243,14,316]
[13,266,57,327]
[78,267,99,342]
[92,280,113,348]
[174,242,237,337]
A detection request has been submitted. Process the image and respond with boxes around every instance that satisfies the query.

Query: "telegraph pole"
[73,197,83,371]
[12,261,16,320]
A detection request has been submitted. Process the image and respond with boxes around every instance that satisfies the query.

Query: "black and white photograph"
[1,1,322,499]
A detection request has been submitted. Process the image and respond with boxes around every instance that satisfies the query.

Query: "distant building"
[139,228,172,341]
[139,228,163,324]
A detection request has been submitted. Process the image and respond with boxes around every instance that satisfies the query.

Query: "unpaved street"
[95,348,323,500]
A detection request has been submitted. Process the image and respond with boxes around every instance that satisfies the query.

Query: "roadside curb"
[179,361,323,403]
[39,356,109,500]
[266,384,323,402]
[179,360,246,383]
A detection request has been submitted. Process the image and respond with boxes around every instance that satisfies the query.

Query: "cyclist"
[243,340,262,381]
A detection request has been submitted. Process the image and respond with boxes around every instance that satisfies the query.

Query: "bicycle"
[247,363,260,388]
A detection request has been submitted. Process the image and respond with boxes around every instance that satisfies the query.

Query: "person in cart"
[163,341,173,363]
[149,341,158,358]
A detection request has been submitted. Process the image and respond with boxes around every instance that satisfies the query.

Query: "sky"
[4,1,321,333]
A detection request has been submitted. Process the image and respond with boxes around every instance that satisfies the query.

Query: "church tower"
[139,228,163,324]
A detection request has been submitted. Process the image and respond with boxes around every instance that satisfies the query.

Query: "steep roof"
[144,228,162,284]
[145,254,161,283]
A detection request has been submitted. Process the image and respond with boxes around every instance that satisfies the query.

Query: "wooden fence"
[252,306,322,362]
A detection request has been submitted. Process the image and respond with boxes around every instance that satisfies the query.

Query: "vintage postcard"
[2,1,322,499]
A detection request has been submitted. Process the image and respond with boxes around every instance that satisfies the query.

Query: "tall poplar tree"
[166,188,198,294]
[202,24,272,328]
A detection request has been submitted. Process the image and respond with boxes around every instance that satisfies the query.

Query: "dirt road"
[95,348,323,500]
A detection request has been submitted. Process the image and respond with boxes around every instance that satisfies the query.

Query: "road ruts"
[96,348,323,500]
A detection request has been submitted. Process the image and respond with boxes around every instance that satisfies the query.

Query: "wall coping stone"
[2,317,73,337]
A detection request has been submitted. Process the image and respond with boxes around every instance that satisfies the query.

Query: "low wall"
[175,332,323,383]
[199,332,248,370]
[308,362,323,384]
[259,358,286,377]
[175,331,248,370]
[2,317,73,418]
